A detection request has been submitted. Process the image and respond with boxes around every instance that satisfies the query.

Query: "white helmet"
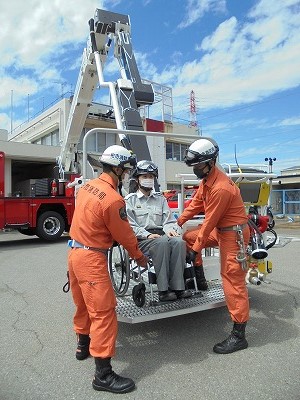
[100,145,137,169]
[132,160,159,178]
[184,139,219,166]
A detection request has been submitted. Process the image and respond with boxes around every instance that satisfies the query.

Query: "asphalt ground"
[0,226,299,400]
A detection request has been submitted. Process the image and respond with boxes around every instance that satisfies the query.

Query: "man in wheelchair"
[125,160,192,302]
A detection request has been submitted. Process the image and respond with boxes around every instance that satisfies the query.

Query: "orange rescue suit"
[177,166,250,323]
[68,173,145,358]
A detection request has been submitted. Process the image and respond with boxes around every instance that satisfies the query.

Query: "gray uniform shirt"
[125,190,177,239]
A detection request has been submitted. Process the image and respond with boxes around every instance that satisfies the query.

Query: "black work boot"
[213,322,248,354]
[92,357,135,394]
[186,265,208,290]
[76,334,90,360]
[195,265,208,290]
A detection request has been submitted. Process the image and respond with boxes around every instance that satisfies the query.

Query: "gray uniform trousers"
[138,235,186,292]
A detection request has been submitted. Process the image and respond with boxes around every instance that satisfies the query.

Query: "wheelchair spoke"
[108,244,131,296]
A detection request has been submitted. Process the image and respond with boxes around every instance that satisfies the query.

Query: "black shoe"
[195,265,208,290]
[93,370,135,394]
[175,289,192,299]
[76,334,90,360]
[93,358,135,394]
[213,322,248,354]
[158,291,177,302]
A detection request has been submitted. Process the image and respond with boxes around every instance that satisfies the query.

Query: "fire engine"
[0,9,197,241]
[0,9,160,240]
[0,145,76,241]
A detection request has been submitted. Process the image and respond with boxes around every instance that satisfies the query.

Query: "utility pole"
[10,90,13,134]
[27,94,30,121]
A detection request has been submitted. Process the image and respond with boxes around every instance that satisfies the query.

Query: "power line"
[211,127,300,146]
[196,91,299,121]
[174,89,299,125]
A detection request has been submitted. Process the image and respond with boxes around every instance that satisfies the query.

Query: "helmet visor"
[136,161,158,177]
[184,149,202,166]
[140,161,157,173]
[119,154,137,169]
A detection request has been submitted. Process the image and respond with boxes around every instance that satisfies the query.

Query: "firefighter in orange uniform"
[68,145,148,394]
[176,138,250,354]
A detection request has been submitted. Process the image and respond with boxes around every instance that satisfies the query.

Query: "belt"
[218,223,248,232]
[68,239,108,255]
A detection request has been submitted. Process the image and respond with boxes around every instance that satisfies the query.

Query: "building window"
[33,129,59,146]
[78,129,116,153]
[166,142,188,161]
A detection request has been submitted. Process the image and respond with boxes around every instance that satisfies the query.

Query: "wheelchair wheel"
[132,283,146,307]
[108,244,130,296]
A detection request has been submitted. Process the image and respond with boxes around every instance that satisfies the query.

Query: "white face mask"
[139,177,154,188]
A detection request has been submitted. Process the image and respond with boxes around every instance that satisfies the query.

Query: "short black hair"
[102,163,114,173]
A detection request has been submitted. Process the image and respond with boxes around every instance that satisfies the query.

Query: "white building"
[7,90,199,190]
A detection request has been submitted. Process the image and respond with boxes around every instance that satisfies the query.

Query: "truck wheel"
[36,211,65,241]
[17,228,36,236]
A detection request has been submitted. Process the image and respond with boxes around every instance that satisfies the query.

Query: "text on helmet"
[111,153,129,161]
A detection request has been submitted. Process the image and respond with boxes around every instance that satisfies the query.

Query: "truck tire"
[36,211,65,241]
[18,228,36,236]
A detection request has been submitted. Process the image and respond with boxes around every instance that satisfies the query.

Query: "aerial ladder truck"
[0,9,157,241]
[1,8,282,322]
[0,8,194,242]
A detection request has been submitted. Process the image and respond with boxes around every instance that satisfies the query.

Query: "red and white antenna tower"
[189,90,200,133]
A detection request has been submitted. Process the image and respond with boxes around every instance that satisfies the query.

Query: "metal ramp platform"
[116,280,226,323]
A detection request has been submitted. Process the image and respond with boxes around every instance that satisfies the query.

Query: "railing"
[175,166,277,214]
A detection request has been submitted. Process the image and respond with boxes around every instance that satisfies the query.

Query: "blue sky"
[1,0,299,174]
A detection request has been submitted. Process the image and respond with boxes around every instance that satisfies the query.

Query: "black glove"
[136,254,149,268]
[186,250,198,264]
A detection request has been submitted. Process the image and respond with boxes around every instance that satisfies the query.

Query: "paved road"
[0,229,299,400]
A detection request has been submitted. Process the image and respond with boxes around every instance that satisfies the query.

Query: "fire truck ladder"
[57,9,156,179]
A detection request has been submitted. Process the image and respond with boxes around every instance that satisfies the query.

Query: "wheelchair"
[107,242,199,307]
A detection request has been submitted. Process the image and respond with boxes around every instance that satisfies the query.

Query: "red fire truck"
[0,147,77,240]
[0,9,161,241]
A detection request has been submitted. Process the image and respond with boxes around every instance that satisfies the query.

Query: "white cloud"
[0,0,105,112]
[201,17,238,52]
[135,52,158,78]
[0,114,11,132]
[169,1,300,114]
[178,0,226,29]
[248,0,300,19]
[0,0,103,67]
[203,118,268,133]
[0,75,38,109]
[278,117,300,126]
[1,0,299,140]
